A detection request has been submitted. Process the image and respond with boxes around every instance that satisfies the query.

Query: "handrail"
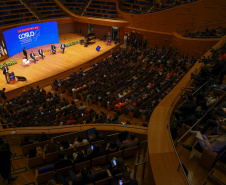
[134,161,147,180]
[0,123,148,135]
[166,66,200,185]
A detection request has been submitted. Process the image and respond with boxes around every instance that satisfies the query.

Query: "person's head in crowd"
[40,132,48,141]
[94,130,99,137]
[77,136,84,143]
[129,132,135,140]
[81,166,88,177]
[47,179,57,185]
[2,88,5,92]
[61,140,70,149]
[71,101,75,105]
[24,136,30,143]
[36,85,39,89]
[55,93,58,97]
[29,146,36,158]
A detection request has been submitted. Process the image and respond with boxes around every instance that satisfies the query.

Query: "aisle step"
[207,167,226,185]
[215,161,226,173]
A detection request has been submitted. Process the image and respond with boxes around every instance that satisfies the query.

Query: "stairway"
[203,161,226,185]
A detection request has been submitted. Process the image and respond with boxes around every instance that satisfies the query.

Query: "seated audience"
[74,136,89,147]
[68,166,95,185]
[118,132,139,149]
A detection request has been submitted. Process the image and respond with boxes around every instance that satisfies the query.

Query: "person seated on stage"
[30,51,37,63]
[38,48,45,59]
[51,44,56,54]
[61,43,66,54]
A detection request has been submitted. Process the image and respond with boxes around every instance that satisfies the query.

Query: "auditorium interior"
[0,0,226,185]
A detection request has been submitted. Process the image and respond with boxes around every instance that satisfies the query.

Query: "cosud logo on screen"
[18,31,35,39]
[18,26,40,45]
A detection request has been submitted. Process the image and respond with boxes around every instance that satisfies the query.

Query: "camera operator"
[0,136,17,184]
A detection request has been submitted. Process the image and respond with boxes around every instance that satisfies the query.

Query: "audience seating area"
[29,0,67,19]
[119,0,198,14]
[170,47,226,184]
[183,26,226,38]
[19,128,146,184]
[0,0,37,26]
[60,0,85,15]
[84,0,118,19]
[49,46,194,126]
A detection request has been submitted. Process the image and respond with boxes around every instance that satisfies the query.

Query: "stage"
[0,33,119,98]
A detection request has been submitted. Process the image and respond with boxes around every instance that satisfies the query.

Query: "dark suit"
[51,44,56,54]
[2,66,9,83]
[23,48,27,59]
[38,49,44,59]
[30,53,37,63]
[0,90,7,100]
[61,44,66,54]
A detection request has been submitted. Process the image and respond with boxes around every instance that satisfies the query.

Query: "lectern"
[7,72,16,84]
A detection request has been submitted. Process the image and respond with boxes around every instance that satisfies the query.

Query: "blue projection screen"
[3,22,59,57]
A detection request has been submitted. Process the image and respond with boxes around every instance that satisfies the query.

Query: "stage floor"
[0,33,118,94]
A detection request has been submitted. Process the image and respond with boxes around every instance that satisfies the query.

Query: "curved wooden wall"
[172,32,221,58]
[147,37,225,185]
[117,0,226,33]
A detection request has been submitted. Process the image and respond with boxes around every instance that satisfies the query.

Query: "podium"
[7,72,16,84]
[107,38,111,45]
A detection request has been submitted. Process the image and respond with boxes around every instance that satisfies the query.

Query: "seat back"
[45,151,59,164]
[92,155,107,167]
[37,171,55,185]
[74,160,91,173]
[95,176,113,185]
[75,143,89,151]
[122,146,138,159]
[91,140,105,146]
[28,156,44,169]
[56,165,73,177]
[63,147,74,157]
[107,150,123,163]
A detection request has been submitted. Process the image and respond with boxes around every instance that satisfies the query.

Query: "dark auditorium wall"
[74,22,88,36]
[58,22,77,34]
[93,24,112,38]
[117,0,226,33]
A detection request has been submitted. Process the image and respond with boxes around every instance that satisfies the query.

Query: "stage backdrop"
[3,22,59,57]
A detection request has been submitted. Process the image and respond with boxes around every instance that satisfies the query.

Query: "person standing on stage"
[2,63,9,84]
[23,47,28,59]
[30,51,37,64]
[51,44,56,54]
[38,48,45,60]
[107,32,111,38]
[61,43,66,54]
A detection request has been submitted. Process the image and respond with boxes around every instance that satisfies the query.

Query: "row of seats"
[29,0,67,19]
[24,129,146,184]
[0,0,37,26]
[84,0,118,19]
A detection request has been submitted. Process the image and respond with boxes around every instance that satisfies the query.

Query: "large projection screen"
[3,22,59,57]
